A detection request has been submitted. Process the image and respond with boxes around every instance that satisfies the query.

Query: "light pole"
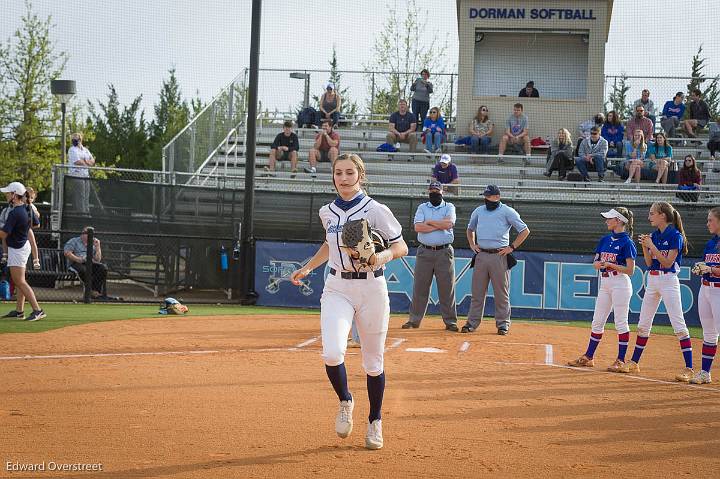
[51,79,76,164]
[289,72,310,109]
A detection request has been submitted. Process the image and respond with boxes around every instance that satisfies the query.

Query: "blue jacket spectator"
[423,108,445,153]
[661,92,686,137]
[601,111,624,157]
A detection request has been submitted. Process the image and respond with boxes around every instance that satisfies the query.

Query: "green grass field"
[0,303,703,337]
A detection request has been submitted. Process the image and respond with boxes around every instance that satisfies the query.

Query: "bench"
[26,248,80,288]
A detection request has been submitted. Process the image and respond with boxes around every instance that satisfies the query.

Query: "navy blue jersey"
[595,232,637,272]
[1,205,35,249]
[702,235,720,283]
[649,225,683,273]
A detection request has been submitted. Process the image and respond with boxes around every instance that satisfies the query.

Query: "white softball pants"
[637,273,689,338]
[591,273,632,334]
[320,274,389,376]
[698,284,720,344]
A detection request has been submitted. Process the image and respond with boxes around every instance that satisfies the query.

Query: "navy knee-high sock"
[325,363,352,402]
[367,372,386,423]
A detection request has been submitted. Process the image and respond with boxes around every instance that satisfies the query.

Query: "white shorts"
[7,241,31,268]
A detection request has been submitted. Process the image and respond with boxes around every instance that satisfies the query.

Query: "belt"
[479,248,502,254]
[421,243,450,250]
[601,271,619,277]
[649,270,674,275]
[329,267,383,280]
[702,280,720,288]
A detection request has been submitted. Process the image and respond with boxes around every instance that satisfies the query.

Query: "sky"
[1,0,719,119]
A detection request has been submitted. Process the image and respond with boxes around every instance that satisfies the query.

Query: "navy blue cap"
[428,181,443,191]
[483,184,500,196]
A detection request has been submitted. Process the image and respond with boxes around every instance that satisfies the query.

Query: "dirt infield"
[1,314,720,478]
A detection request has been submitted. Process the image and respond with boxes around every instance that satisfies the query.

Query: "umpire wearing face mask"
[402,182,458,331]
[464,185,530,335]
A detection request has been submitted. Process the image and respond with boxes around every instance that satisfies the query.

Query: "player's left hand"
[498,246,513,256]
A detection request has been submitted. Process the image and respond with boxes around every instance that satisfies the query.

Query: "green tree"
[87,85,149,169]
[0,0,67,191]
[686,45,720,118]
[365,0,449,116]
[605,74,631,119]
[148,68,190,169]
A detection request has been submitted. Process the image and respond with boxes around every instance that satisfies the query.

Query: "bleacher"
[196,113,718,205]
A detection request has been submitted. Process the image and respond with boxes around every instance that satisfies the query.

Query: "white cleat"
[365,419,383,450]
[335,400,354,438]
[690,370,712,384]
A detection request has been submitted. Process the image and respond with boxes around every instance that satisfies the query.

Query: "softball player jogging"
[290,153,408,450]
[687,207,720,384]
[621,202,693,381]
[568,207,637,372]
[0,182,45,322]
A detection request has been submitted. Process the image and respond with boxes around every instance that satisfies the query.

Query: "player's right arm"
[291,242,329,285]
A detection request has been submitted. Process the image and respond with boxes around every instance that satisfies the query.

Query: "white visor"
[600,208,629,224]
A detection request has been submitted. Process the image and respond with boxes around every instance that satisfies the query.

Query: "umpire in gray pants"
[403,181,458,331]
[464,185,530,335]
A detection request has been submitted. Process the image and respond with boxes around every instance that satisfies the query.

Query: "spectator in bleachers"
[411,69,433,128]
[683,89,711,138]
[469,106,494,154]
[647,132,673,184]
[498,103,530,156]
[601,110,625,158]
[386,99,417,152]
[265,120,299,177]
[319,83,341,127]
[422,107,445,154]
[63,226,108,299]
[575,113,605,156]
[676,155,702,202]
[625,105,654,143]
[660,92,686,139]
[708,117,720,160]
[633,89,656,125]
[305,119,339,175]
[543,128,574,180]
[575,126,609,182]
[623,129,648,184]
[431,154,460,191]
[67,132,95,214]
[519,81,539,98]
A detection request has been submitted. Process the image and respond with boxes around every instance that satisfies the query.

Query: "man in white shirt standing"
[67,132,95,214]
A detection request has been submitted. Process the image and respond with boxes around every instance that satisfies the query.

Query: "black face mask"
[71,138,79,147]
[429,192,442,206]
[485,199,500,211]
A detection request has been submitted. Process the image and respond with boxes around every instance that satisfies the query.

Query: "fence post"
[449,74,455,122]
[228,80,235,129]
[189,125,196,174]
[370,72,376,116]
[84,227,95,304]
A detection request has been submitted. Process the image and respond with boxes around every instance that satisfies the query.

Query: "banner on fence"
[255,241,702,326]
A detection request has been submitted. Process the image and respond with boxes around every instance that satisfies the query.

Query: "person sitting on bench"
[64,226,108,298]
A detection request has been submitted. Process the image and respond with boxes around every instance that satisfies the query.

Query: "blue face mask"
[71,138,79,147]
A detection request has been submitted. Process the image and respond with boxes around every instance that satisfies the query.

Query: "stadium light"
[51,79,76,164]
[290,72,310,109]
